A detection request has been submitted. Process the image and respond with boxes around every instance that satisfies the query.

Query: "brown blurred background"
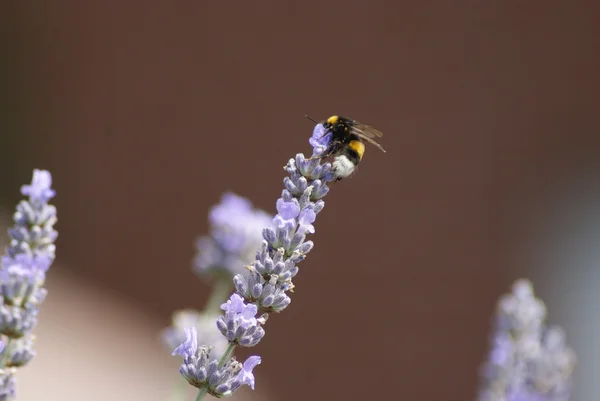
[1,1,599,400]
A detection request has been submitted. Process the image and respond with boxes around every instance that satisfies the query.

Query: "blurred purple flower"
[0,169,58,399]
[194,193,272,278]
[0,369,15,401]
[20,170,55,207]
[7,170,58,262]
[478,279,576,401]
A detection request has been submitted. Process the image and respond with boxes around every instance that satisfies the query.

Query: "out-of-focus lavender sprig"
[163,193,270,359]
[478,279,576,401]
[194,193,271,279]
[174,124,337,400]
[164,193,272,401]
[0,170,58,400]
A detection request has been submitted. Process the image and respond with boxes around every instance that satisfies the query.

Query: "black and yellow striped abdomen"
[343,139,365,165]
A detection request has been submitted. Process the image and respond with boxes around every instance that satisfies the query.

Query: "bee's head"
[323,115,339,130]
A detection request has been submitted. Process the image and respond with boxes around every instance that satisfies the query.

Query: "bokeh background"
[1,1,599,400]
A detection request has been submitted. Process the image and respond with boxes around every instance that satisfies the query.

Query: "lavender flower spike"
[478,279,576,401]
[175,122,347,399]
[194,193,272,278]
[0,169,58,400]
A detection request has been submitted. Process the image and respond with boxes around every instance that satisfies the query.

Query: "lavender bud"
[289,232,307,252]
[251,283,263,299]
[275,228,289,250]
[263,258,274,274]
[310,179,330,200]
[295,240,314,255]
[313,200,325,214]
[257,281,291,313]
[283,177,298,195]
[0,306,37,339]
[281,190,294,203]
[294,154,311,176]
[233,273,251,296]
[262,227,276,246]
[295,176,308,194]
[6,336,35,368]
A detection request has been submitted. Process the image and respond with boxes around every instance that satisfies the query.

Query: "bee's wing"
[351,124,386,153]
[352,123,383,138]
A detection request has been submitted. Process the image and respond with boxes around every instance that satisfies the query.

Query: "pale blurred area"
[521,167,600,401]
[0,215,266,401]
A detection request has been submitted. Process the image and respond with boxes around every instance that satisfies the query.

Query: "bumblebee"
[308,115,385,181]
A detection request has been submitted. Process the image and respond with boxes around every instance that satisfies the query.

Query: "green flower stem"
[0,338,12,367]
[194,387,208,401]
[218,343,236,368]
[168,376,188,401]
[204,276,233,314]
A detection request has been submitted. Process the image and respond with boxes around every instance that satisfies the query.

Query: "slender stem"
[194,388,208,401]
[167,376,188,401]
[0,338,12,367]
[218,343,236,368]
[204,277,232,314]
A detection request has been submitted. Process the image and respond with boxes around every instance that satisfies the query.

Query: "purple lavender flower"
[173,327,260,397]
[216,294,266,347]
[0,169,58,399]
[478,279,576,401]
[6,170,57,262]
[308,123,332,157]
[4,337,34,368]
[20,170,55,207]
[237,355,261,390]
[194,193,272,278]
[0,369,15,401]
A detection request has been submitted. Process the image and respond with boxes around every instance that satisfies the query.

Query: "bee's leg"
[317,128,331,139]
[308,145,336,161]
